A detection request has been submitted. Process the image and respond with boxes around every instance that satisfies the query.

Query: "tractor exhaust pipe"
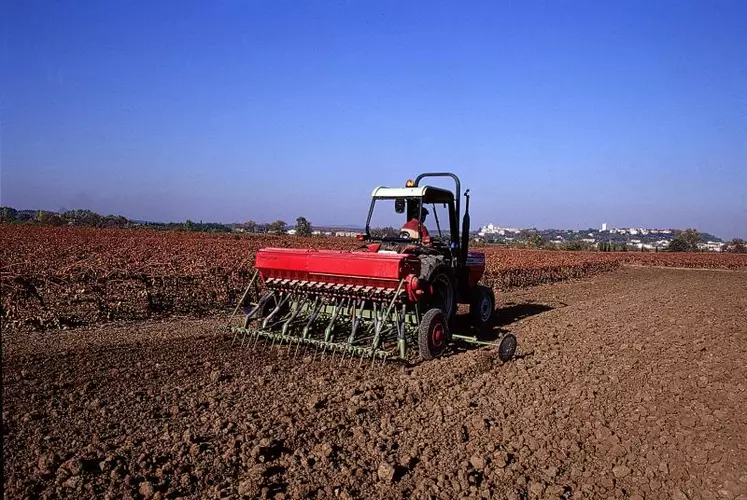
[461,189,470,269]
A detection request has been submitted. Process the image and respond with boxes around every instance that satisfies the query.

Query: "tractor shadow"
[493,302,555,328]
[452,302,554,345]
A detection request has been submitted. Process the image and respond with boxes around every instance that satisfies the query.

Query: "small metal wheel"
[498,334,517,362]
[418,308,449,360]
[470,285,495,332]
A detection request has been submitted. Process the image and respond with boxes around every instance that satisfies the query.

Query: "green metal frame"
[230,273,423,361]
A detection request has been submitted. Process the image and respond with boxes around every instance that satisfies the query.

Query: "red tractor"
[232,172,517,362]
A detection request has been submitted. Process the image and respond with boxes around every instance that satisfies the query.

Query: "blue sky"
[2,0,746,238]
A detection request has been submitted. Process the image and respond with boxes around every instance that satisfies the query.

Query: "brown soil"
[3,267,747,499]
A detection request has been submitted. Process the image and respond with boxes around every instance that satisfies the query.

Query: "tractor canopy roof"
[370,185,455,204]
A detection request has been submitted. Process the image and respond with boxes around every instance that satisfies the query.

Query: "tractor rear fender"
[466,251,486,289]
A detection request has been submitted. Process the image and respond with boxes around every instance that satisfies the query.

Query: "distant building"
[699,241,724,252]
[601,223,607,231]
[478,223,520,236]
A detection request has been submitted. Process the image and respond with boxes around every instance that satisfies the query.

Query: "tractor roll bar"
[413,172,461,240]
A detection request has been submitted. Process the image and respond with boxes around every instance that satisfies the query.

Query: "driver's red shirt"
[401,218,429,237]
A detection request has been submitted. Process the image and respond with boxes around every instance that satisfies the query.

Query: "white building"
[478,223,521,236]
[699,241,724,252]
[601,223,607,231]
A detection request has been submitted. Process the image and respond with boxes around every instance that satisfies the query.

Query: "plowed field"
[4,267,747,499]
[3,226,746,331]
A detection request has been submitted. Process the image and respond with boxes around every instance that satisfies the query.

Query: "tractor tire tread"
[470,285,496,331]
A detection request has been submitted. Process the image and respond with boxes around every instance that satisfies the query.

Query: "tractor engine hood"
[255,248,420,289]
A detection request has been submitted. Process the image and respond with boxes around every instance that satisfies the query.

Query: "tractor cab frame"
[363,172,474,301]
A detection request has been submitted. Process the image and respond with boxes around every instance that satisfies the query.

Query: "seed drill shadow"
[493,302,555,327]
[453,302,554,341]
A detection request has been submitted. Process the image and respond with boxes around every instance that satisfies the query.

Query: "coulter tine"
[345,348,353,366]
[338,349,347,367]
[230,270,258,321]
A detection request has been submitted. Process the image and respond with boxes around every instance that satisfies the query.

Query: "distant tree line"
[1,207,130,228]
[162,219,232,232]
[242,219,287,234]
[664,228,700,252]
[724,239,746,253]
[241,217,315,236]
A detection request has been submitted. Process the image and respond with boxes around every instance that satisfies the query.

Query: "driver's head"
[420,207,429,222]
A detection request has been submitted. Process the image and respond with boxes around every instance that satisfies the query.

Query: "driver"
[400,206,430,239]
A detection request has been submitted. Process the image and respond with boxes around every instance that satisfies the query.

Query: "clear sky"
[2,0,746,238]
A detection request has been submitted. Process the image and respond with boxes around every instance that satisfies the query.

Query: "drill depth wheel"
[418,308,449,360]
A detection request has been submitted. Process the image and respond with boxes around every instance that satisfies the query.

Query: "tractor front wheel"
[470,285,495,332]
[418,308,449,360]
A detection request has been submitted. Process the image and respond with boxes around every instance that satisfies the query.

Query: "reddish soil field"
[3,267,747,499]
[3,225,746,331]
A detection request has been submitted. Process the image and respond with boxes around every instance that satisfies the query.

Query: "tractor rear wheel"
[419,256,457,324]
[470,285,495,332]
[418,308,449,360]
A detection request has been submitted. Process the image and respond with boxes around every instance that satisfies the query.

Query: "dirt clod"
[139,481,155,498]
[378,462,396,483]
[470,455,486,470]
[613,465,631,478]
